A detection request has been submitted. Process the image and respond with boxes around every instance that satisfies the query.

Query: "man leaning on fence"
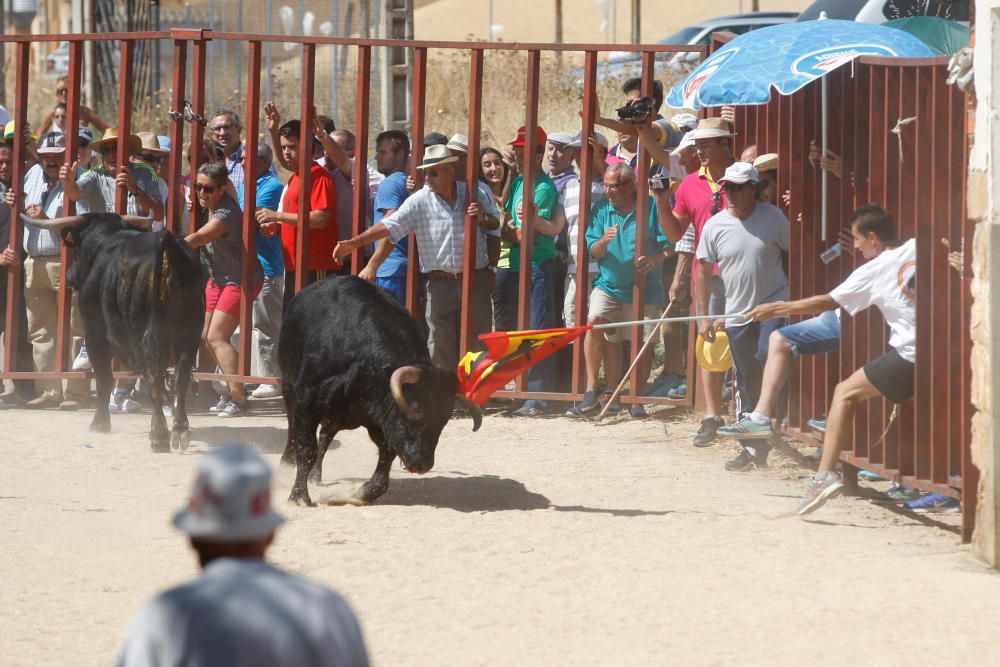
[332,145,497,371]
[566,162,681,419]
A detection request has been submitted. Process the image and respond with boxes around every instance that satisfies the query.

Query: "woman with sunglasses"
[184,162,264,419]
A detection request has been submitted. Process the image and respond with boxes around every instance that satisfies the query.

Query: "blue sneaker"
[806,417,827,433]
[667,383,687,400]
[858,470,885,482]
[904,493,960,514]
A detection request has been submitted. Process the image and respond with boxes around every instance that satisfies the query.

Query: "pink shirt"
[673,166,729,279]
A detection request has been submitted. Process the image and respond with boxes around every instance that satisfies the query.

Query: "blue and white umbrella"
[667,18,936,240]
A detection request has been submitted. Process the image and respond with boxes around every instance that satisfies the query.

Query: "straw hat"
[415,144,459,170]
[136,131,169,156]
[689,117,736,140]
[446,134,469,155]
[91,126,141,153]
[753,153,779,173]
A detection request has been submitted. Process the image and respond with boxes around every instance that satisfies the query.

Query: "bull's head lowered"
[389,365,482,474]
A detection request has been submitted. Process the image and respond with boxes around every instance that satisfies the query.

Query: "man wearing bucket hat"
[695,162,790,472]
[61,127,164,220]
[333,144,498,370]
[116,444,370,666]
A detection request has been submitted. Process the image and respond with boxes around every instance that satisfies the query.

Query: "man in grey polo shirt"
[116,444,370,666]
[5,132,89,409]
[334,145,499,370]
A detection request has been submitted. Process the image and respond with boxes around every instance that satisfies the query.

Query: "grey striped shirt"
[77,165,162,216]
[22,164,65,256]
[198,194,262,288]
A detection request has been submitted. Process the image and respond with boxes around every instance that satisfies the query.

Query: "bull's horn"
[390,366,423,421]
[19,212,83,230]
[120,214,155,228]
[454,394,483,432]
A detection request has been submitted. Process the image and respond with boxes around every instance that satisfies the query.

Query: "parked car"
[586,12,799,82]
[44,41,69,78]
[798,0,969,23]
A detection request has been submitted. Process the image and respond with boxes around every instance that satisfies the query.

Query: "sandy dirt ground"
[2,401,999,666]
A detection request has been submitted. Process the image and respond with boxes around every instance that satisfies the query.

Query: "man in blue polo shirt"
[237,143,285,399]
[567,162,677,419]
[359,130,411,303]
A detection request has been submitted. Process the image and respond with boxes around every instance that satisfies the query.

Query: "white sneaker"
[251,383,281,399]
[72,343,93,371]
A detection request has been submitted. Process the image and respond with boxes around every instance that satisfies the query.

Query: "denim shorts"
[777,309,840,357]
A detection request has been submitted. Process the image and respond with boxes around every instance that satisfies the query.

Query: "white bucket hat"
[670,131,696,156]
[671,113,698,131]
[415,144,459,170]
[172,443,286,542]
[567,131,609,149]
[547,131,576,146]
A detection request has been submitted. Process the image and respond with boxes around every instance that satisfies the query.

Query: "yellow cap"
[695,331,733,372]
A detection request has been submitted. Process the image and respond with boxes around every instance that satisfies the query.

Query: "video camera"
[616,96,657,123]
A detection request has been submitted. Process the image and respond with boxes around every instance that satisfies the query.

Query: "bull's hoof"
[170,430,191,452]
[288,488,315,507]
[355,482,387,504]
[150,439,171,454]
[307,470,323,485]
[90,419,111,433]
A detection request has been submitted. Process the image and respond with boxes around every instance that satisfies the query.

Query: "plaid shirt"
[382,182,497,273]
[226,143,245,196]
[22,164,65,256]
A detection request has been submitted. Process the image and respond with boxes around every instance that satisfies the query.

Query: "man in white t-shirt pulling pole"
[743,204,916,516]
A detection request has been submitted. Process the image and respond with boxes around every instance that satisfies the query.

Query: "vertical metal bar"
[572,49,598,394]
[460,48,484,358]
[515,49,540,392]
[190,37,208,228]
[294,41,316,295]
[54,42,84,377]
[405,46,426,318]
[3,42,30,377]
[114,40,136,214]
[915,65,936,482]
[166,38,188,235]
[265,0,274,103]
[350,44,371,276]
[238,41,262,378]
[628,50,654,398]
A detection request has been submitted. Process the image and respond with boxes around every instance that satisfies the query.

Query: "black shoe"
[724,444,770,471]
[601,401,625,416]
[629,404,647,419]
[693,416,724,447]
[566,390,601,417]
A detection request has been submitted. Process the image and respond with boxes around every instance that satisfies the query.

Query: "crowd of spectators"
[0,75,962,514]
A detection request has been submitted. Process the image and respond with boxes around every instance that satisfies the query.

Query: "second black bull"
[278,276,483,506]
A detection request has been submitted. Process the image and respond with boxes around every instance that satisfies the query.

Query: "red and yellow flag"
[457,326,590,405]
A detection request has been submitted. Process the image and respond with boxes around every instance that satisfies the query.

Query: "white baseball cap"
[670,131,696,156]
[671,113,698,131]
[718,161,759,185]
[172,443,286,542]
[567,131,609,149]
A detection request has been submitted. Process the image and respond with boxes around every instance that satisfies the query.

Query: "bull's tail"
[144,229,171,383]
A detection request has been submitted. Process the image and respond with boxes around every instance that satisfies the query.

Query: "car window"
[882,0,969,20]
[696,25,750,43]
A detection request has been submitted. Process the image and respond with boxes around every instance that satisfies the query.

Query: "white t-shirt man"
[829,238,916,362]
[117,558,370,667]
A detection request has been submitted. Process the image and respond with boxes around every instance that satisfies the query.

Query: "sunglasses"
[78,140,90,149]
[56,87,68,95]
[193,183,219,193]
[99,146,116,156]
[424,168,440,177]
[710,190,723,215]
[139,153,162,164]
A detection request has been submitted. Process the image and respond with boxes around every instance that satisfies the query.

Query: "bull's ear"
[60,227,81,247]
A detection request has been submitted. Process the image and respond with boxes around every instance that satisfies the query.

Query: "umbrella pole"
[821,73,829,242]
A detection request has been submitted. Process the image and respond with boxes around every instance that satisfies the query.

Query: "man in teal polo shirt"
[567,162,676,418]
[503,125,564,417]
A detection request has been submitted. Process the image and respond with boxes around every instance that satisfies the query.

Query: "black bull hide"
[278,276,482,506]
[22,212,205,451]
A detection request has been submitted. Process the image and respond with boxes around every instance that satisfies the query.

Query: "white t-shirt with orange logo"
[829,238,916,362]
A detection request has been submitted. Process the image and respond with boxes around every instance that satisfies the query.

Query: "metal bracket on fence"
[168,101,207,124]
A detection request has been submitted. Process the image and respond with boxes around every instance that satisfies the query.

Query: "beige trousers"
[24,256,89,398]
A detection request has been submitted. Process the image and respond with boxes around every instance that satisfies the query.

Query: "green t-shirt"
[506,172,558,271]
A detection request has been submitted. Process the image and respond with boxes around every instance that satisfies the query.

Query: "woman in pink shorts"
[184,162,263,417]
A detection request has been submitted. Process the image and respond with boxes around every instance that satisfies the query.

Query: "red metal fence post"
[405,47,427,318]
[166,37,188,236]
[3,42,30,379]
[460,48,485,358]
[190,37,208,228]
[294,42,316,295]
[114,40,136,215]
[350,45,371,277]
[514,49,540,392]
[238,40,262,379]
[572,49,598,395]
